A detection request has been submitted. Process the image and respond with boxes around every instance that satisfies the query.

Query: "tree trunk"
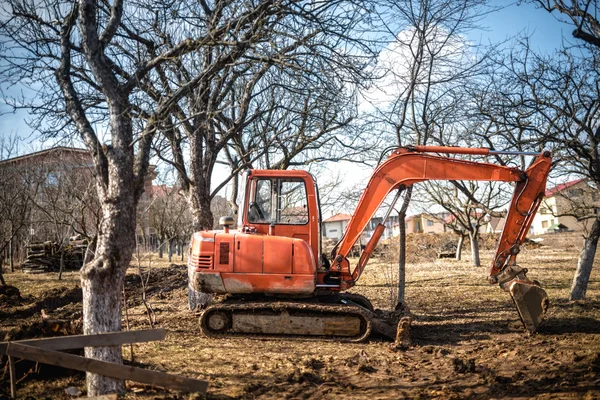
[167,238,173,263]
[469,231,480,267]
[189,190,214,231]
[0,269,6,286]
[58,250,64,281]
[228,172,240,225]
[456,234,465,261]
[158,235,164,259]
[81,195,137,395]
[396,187,412,306]
[9,236,14,273]
[570,218,600,300]
[83,235,97,267]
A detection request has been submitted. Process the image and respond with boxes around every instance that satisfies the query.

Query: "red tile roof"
[323,213,352,222]
[545,179,585,196]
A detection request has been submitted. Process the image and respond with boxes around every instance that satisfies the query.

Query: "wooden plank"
[0,329,165,355]
[6,343,208,394]
[8,356,16,399]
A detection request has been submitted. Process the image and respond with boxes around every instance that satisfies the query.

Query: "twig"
[122,284,134,363]
[136,245,156,327]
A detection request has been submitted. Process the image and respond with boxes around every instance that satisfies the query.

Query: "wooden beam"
[0,329,165,355]
[8,356,16,399]
[6,343,208,394]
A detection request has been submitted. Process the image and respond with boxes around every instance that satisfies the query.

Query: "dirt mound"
[0,285,24,307]
[0,286,82,321]
[124,263,187,301]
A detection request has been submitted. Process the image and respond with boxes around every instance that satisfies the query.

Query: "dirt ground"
[1,232,599,399]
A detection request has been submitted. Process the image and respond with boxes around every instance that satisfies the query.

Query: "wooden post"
[8,355,16,399]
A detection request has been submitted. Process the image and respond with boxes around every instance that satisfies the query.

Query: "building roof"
[0,146,89,165]
[545,179,585,196]
[323,213,352,223]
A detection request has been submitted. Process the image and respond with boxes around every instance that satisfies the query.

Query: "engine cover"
[188,231,317,295]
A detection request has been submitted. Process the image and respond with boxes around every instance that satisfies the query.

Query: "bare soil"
[1,232,599,399]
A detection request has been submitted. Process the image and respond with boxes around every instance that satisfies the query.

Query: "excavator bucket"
[508,280,549,333]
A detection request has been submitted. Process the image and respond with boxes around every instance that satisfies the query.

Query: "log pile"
[22,240,87,274]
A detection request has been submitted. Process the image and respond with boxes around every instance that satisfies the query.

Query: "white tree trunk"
[81,194,136,395]
[455,234,464,261]
[469,231,480,267]
[570,218,600,300]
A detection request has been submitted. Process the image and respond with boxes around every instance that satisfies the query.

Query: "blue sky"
[0,2,576,151]
[472,1,571,53]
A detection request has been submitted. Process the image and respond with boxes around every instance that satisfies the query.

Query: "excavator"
[188,146,552,341]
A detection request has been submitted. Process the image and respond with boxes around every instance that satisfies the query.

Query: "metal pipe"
[489,150,542,156]
[316,284,341,288]
[408,145,544,157]
[382,188,404,222]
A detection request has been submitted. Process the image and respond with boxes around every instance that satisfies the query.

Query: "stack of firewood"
[21,239,88,274]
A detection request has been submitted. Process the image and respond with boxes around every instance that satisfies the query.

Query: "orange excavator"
[188,146,552,341]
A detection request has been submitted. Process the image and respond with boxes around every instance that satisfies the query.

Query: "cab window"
[247,178,308,225]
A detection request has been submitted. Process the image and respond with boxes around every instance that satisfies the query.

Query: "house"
[0,146,157,243]
[322,213,352,241]
[530,179,600,235]
[404,213,447,234]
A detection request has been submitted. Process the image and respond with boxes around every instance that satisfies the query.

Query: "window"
[542,220,549,228]
[248,178,308,225]
[278,180,308,224]
[568,188,583,197]
[426,220,434,227]
[540,206,552,214]
[46,172,59,186]
[248,179,272,223]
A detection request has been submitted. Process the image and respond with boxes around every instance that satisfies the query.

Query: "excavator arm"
[331,146,552,332]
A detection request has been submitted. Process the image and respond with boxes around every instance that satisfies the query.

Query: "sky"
[0,1,576,211]
[472,1,570,52]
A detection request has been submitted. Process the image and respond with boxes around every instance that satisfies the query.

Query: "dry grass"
[1,232,600,399]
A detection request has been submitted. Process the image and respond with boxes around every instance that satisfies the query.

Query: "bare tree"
[0,138,38,277]
[148,183,193,260]
[531,0,600,48]
[146,0,376,236]
[417,180,509,266]
[367,0,494,304]
[524,0,600,301]
[483,30,599,299]
[0,0,244,394]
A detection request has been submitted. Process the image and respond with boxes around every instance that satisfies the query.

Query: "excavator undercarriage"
[200,293,408,342]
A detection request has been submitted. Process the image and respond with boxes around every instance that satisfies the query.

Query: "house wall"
[531,180,599,235]
[323,220,347,241]
[421,215,446,233]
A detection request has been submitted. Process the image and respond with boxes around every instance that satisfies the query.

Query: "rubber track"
[200,300,373,342]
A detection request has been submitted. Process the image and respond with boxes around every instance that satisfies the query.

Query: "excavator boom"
[330,146,552,332]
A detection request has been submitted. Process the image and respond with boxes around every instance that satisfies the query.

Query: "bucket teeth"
[508,281,549,333]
